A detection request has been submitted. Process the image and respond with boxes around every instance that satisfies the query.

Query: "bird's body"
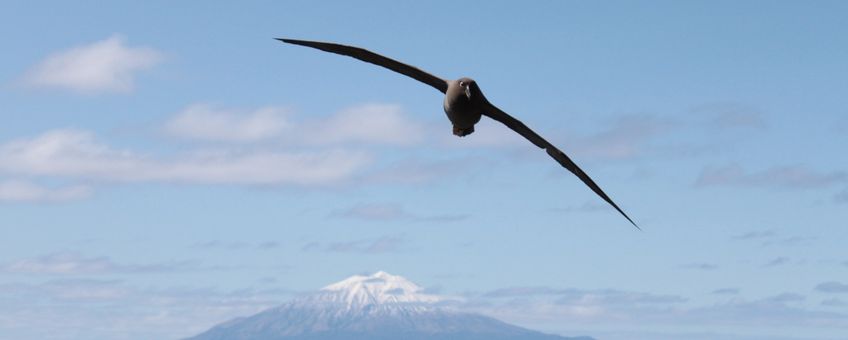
[443,78,483,136]
[277,38,641,229]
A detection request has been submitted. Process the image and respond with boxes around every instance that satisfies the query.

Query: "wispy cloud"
[549,201,611,213]
[0,179,91,203]
[190,240,281,250]
[330,203,467,223]
[732,230,814,247]
[681,295,845,328]
[482,286,568,297]
[696,164,846,189]
[712,288,740,295]
[834,188,848,204]
[362,156,483,185]
[257,241,282,249]
[692,102,767,130]
[325,236,404,254]
[816,282,848,294]
[822,298,847,307]
[732,230,777,241]
[22,34,162,94]
[711,110,766,129]
[767,293,806,303]
[165,105,289,142]
[331,203,412,221]
[762,236,814,247]
[469,286,688,323]
[764,257,792,267]
[0,129,370,186]
[681,263,719,271]
[468,285,847,332]
[481,286,686,305]
[303,236,405,254]
[568,114,674,161]
[0,252,202,275]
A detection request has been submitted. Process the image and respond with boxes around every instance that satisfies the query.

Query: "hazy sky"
[1,1,847,340]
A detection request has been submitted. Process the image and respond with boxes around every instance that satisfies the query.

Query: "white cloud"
[302,103,426,146]
[23,34,162,94]
[0,129,370,186]
[0,179,91,202]
[165,105,289,142]
[165,103,425,147]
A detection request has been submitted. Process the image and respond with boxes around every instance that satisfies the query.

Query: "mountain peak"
[318,271,442,307]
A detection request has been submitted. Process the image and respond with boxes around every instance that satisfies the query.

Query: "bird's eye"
[459,81,466,87]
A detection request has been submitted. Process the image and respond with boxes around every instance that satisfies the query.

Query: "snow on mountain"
[316,270,443,307]
[185,271,593,340]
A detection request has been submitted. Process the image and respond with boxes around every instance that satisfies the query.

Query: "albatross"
[277,38,639,230]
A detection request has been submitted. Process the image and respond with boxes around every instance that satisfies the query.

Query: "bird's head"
[458,77,476,99]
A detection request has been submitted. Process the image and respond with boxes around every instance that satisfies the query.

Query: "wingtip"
[611,204,641,231]
[622,213,641,231]
[632,222,643,231]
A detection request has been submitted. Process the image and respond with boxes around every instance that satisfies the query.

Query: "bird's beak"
[464,85,472,99]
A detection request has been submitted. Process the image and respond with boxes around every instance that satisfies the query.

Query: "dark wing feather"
[278,38,448,94]
[483,102,640,230]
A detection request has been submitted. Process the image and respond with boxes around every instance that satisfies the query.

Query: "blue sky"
[1,1,847,339]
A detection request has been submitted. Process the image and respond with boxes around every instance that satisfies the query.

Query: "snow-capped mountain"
[185,271,593,340]
[314,270,442,308]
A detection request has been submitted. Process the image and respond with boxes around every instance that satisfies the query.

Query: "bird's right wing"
[278,38,449,94]
[482,101,640,230]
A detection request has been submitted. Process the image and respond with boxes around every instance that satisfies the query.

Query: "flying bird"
[277,38,639,229]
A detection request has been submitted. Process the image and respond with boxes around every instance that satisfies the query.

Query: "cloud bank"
[165,105,289,142]
[0,129,370,186]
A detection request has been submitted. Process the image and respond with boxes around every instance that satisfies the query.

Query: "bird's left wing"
[482,101,640,230]
[277,38,449,94]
